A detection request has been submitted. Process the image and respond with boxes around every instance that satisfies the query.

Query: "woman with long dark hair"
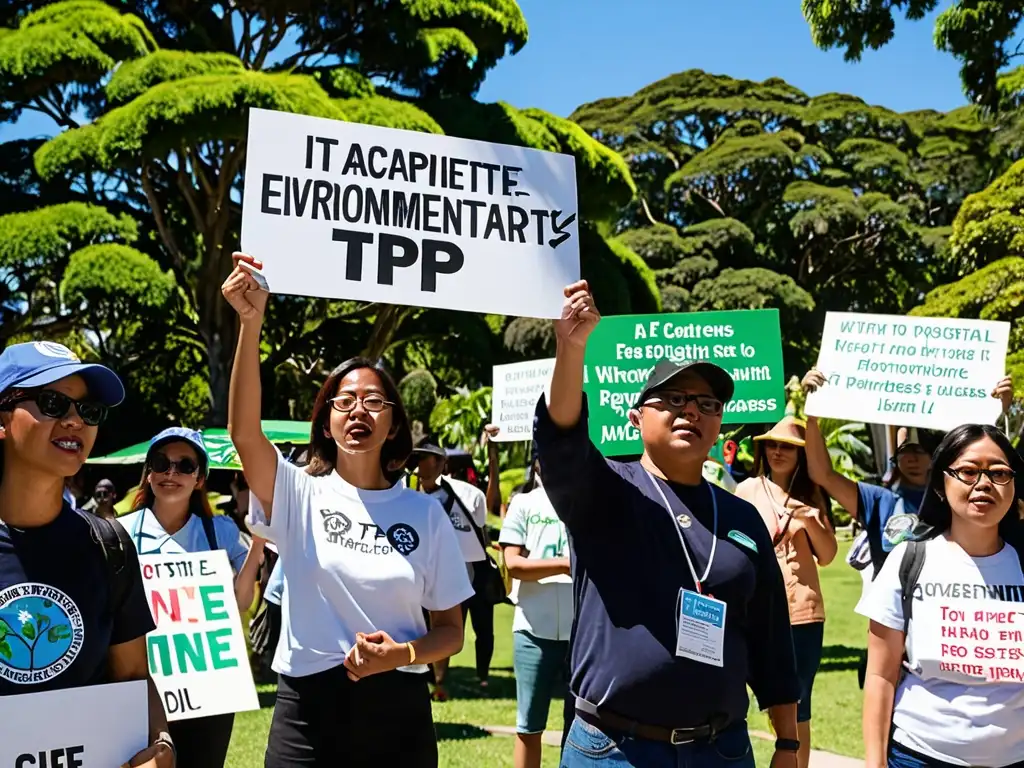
[0,342,172,768]
[858,424,1024,768]
[119,427,264,768]
[223,253,472,767]
[736,417,836,768]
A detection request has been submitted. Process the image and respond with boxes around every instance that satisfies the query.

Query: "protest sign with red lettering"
[141,551,259,721]
[915,599,1024,682]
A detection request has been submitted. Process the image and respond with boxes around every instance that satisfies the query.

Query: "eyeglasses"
[944,467,1016,486]
[149,453,199,475]
[1,390,108,427]
[643,392,723,416]
[330,393,394,413]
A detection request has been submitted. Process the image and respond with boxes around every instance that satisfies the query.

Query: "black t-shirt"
[534,396,799,728]
[0,505,154,695]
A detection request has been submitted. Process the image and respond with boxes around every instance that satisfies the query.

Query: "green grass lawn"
[226,538,865,766]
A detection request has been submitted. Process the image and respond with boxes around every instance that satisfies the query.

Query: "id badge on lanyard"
[646,472,728,667]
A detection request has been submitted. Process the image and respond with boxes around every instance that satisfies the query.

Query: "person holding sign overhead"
[856,424,1024,768]
[535,281,799,768]
[118,427,264,768]
[802,369,1014,577]
[0,342,173,768]
[223,253,473,767]
[735,417,837,768]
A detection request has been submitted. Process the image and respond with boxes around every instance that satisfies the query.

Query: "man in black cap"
[535,281,799,768]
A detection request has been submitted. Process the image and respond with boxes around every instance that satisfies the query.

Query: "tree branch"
[141,164,186,272]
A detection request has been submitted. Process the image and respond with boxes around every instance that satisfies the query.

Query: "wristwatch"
[775,738,800,753]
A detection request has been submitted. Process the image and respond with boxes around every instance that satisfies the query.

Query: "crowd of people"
[0,255,1023,768]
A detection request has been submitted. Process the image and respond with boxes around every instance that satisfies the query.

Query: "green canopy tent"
[88,420,311,471]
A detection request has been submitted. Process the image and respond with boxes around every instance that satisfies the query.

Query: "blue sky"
[2,0,965,143]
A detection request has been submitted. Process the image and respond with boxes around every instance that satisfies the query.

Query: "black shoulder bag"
[439,479,506,605]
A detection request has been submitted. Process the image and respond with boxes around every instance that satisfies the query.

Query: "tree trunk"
[362,305,413,361]
[198,243,238,427]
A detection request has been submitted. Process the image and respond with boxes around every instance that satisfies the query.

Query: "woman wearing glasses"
[222,253,473,767]
[857,424,1024,768]
[119,426,264,768]
[0,342,173,768]
[736,417,836,768]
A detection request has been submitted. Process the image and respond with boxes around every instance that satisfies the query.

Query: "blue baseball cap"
[149,427,209,469]
[0,341,125,406]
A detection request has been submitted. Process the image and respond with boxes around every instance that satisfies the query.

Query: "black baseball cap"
[412,441,446,459]
[632,359,735,409]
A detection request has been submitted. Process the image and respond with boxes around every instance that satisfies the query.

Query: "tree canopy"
[0,0,652,444]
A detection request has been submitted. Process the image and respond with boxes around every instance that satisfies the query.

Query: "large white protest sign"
[805,312,1009,431]
[241,108,580,318]
[0,680,147,767]
[141,551,259,721]
[491,359,555,442]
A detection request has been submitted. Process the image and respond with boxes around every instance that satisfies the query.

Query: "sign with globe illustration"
[0,583,84,685]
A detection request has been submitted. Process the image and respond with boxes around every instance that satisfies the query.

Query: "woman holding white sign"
[736,417,837,768]
[0,342,173,768]
[857,424,1024,768]
[119,426,265,768]
[223,252,473,767]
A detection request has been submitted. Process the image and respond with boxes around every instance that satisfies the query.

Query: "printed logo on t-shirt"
[0,582,84,685]
[386,523,420,555]
[321,509,353,543]
[446,507,471,532]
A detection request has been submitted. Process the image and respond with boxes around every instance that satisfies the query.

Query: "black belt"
[576,707,729,745]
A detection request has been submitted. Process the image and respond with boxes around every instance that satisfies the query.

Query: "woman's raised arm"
[224,252,279,511]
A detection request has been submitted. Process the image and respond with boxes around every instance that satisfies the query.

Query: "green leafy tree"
[802,0,1024,113]
[1,0,651,433]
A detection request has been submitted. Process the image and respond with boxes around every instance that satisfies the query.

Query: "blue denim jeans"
[560,715,755,768]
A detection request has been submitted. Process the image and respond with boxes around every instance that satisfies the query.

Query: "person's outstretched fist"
[222,252,269,323]
[554,280,600,350]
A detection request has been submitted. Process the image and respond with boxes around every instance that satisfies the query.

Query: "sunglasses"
[149,453,200,476]
[2,390,108,427]
[643,392,723,416]
[762,440,797,451]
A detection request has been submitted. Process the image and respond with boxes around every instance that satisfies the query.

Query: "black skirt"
[265,665,437,767]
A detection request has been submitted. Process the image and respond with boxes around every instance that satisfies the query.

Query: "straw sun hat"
[752,416,807,449]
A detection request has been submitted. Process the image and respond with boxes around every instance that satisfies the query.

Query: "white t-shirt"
[856,536,1024,766]
[498,487,573,641]
[118,508,249,573]
[426,477,487,563]
[271,457,474,677]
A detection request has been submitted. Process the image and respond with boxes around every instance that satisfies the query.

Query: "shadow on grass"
[435,723,493,742]
[819,644,864,672]
[445,667,518,699]
[258,689,278,709]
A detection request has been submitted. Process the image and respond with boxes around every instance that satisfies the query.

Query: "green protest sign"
[582,310,785,456]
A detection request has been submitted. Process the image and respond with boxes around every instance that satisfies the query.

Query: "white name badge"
[676,589,726,667]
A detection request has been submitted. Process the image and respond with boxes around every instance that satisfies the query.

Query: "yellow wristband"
[407,642,416,664]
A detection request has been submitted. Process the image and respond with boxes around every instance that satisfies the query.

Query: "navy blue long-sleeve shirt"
[534,395,798,728]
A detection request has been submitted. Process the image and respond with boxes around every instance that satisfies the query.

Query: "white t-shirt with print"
[498,487,573,641]
[426,476,487,563]
[856,536,1024,766]
[118,509,249,573]
[271,458,474,678]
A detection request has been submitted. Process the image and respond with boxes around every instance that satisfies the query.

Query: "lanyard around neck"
[645,471,718,594]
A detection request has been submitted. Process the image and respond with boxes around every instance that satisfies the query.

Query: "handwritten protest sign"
[141,551,258,721]
[491,359,554,442]
[582,310,785,456]
[805,312,1009,431]
[241,108,580,318]
[915,598,1024,683]
[0,680,147,767]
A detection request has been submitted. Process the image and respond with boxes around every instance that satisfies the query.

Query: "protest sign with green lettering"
[805,312,1010,431]
[583,310,785,456]
[141,551,259,721]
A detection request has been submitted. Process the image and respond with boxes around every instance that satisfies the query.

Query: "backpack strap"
[199,514,218,551]
[77,510,132,617]
[864,496,886,580]
[898,540,926,636]
[440,478,488,554]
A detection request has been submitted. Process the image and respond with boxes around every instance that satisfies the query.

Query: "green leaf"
[21,622,35,641]
[48,624,71,642]
[0,639,11,660]
[42,599,53,608]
